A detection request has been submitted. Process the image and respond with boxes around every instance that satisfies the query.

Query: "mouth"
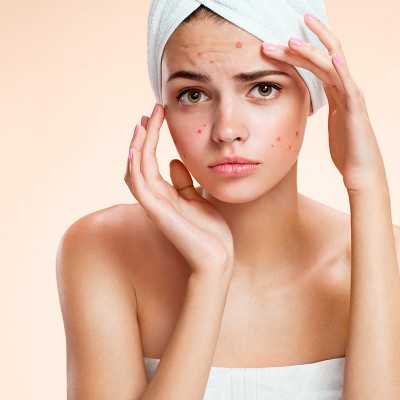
[208,156,261,176]
[208,156,260,167]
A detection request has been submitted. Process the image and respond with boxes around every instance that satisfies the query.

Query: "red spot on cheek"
[288,144,292,151]
[197,129,202,134]
[236,42,242,48]
[276,136,281,142]
[295,131,299,137]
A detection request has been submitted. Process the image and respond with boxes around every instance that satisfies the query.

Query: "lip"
[208,156,261,176]
[208,156,260,167]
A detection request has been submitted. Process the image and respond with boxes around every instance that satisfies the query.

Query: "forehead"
[162,18,298,78]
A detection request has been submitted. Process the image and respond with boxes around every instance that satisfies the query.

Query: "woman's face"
[161,18,311,203]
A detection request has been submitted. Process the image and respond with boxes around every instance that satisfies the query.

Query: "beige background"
[1,0,399,398]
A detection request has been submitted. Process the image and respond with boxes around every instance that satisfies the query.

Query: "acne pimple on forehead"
[236,41,242,48]
[197,129,202,134]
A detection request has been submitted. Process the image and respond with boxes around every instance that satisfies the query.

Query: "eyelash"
[175,82,282,105]
[249,82,282,101]
[175,88,209,104]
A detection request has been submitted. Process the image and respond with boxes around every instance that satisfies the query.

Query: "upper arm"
[56,212,148,400]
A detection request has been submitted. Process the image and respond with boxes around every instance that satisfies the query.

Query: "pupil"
[189,91,200,102]
[259,85,271,96]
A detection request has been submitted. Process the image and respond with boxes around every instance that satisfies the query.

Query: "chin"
[200,180,273,204]
[190,158,300,204]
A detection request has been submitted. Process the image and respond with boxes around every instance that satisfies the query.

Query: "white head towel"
[147,0,329,115]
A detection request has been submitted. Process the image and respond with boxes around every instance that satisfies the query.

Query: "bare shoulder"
[55,203,185,399]
[299,194,400,274]
[57,203,172,273]
[58,203,157,256]
[56,202,188,305]
[299,194,350,224]
[299,195,351,258]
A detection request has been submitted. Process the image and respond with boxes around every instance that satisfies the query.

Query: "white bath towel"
[147,0,329,115]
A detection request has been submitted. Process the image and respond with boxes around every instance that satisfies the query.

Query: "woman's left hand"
[261,12,388,194]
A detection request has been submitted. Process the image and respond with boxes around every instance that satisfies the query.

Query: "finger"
[141,104,164,181]
[129,147,157,208]
[303,13,346,57]
[322,81,338,115]
[124,124,141,191]
[124,154,131,189]
[169,159,204,202]
[263,40,345,96]
[141,115,149,129]
[330,52,365,113]
[302,13,360,101]
[290,39,345,92]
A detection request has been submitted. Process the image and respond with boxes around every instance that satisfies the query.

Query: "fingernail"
[140,115,146,126]
[305,12,318,22]
[151,103,159,116]
[263,42,278,51]
[129,149,133,161]
[133,124,139,138]
[289,36,303,46]
[333,53,343,65]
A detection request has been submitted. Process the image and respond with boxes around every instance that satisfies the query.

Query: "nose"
[211,100,248,144]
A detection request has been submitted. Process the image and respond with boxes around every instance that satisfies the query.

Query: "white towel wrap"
[147,0,329,115]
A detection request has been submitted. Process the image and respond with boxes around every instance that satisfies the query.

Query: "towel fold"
[147,0,329,115]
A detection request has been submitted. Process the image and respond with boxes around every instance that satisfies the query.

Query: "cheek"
[269,128,301,152]
[167,113,211,158]
[251,112,301,153]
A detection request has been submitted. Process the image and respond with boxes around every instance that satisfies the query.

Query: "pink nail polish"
[129,149,133,161]
[133,124,139,138]
[263,42,278,51]
[305,12,318,22]
[289,36,303,46]
[333,53,343,65]
[140,115,146,126]
[151,103,159,116]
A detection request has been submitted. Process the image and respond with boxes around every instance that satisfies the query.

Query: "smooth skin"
[57,12,400,400]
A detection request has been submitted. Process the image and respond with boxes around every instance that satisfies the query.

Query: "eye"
[249,83,281,100]
[177,89,209,105]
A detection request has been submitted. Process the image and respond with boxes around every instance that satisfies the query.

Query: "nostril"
[215,134,244,144]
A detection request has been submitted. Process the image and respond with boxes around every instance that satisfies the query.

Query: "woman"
[56,1,400,399]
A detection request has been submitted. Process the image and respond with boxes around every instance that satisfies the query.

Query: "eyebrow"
[234,70,290,82]
[167,69,290,83]
[167,71,210,83]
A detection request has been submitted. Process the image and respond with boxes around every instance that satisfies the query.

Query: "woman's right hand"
[124,104,234,276]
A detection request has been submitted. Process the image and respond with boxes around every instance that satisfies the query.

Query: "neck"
[202,164,306,284]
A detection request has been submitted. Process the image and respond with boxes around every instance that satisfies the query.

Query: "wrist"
[190,264,233,286]
[347,183,390,203]
[344,163,389,197]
